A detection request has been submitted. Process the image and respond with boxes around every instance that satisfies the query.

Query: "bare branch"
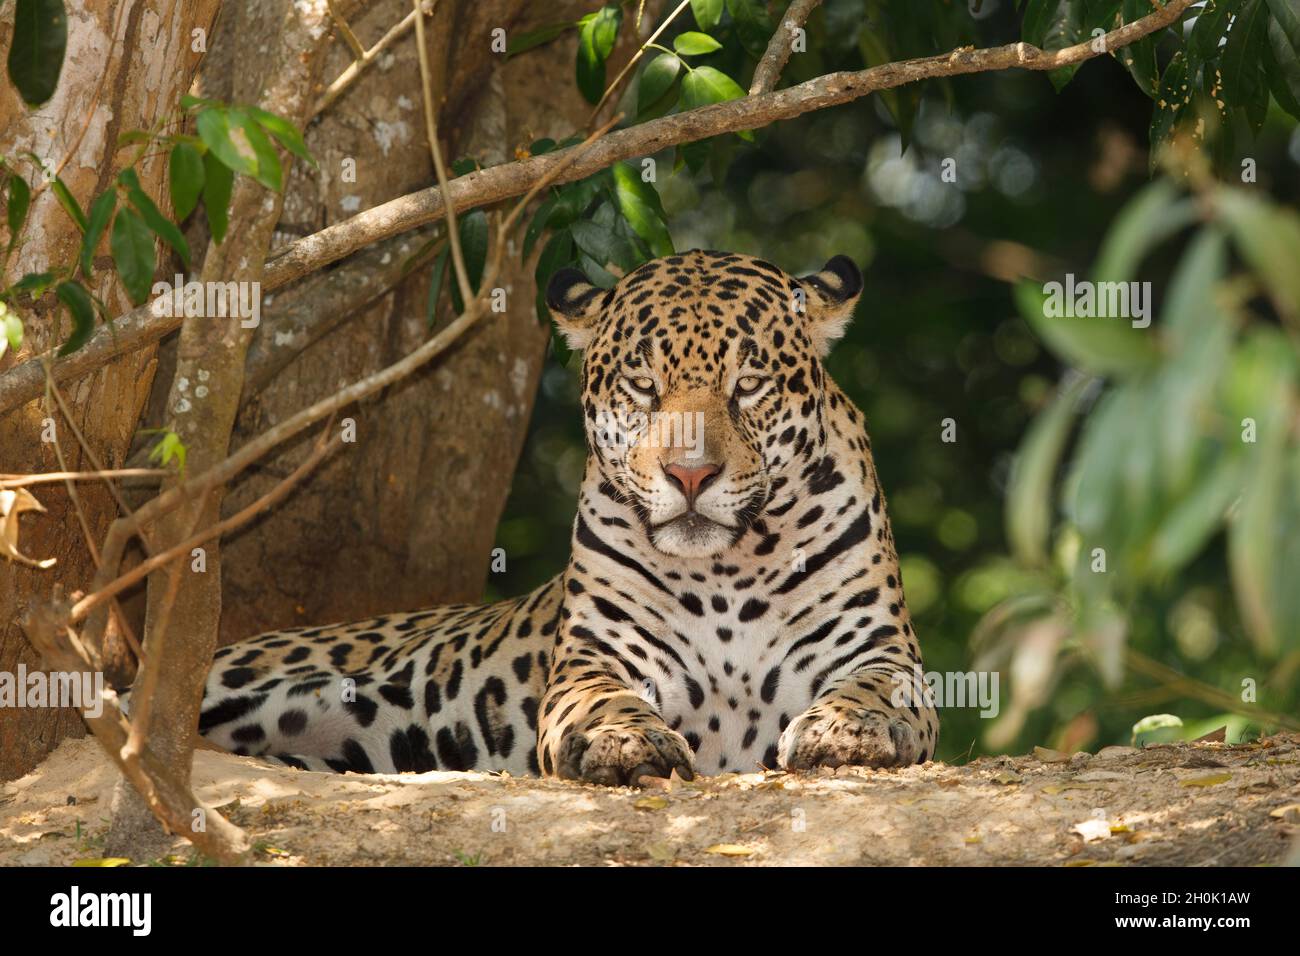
[326,0,367,61]
[313,2,432,117]
[0,0,1194,415]
[749,0,822,95]
[588,0,693,127]
[0,469,165,488]
[19,600,250,865]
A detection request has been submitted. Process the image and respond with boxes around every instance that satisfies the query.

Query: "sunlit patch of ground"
[3,734,1298,866]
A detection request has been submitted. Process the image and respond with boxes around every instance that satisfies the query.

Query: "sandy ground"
[3,733,1299,866]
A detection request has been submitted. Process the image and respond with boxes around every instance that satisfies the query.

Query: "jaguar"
[196,249,940,785]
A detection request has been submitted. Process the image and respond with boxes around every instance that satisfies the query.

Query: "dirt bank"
[3,734,1298,866]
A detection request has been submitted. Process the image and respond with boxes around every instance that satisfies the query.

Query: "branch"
[19,599,250,865]
[313,1,433,117]
[0,0,1194,415]
[76,117,621,647]
[0,469,165,488]
[749,0,821,95]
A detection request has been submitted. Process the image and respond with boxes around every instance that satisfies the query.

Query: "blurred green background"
[485,0,1300,762]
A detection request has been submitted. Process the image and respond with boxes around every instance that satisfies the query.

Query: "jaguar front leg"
[779,659,939,771]
[537,632,695,787]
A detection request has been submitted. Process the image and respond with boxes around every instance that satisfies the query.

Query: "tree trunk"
[0,0,219,782]
[208,0,646,639]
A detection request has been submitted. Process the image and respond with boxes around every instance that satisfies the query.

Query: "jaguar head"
[547,249,862,558]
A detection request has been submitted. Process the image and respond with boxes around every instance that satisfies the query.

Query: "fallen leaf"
[1071,818,1112,842]
[705,843,755,857]
[1269,804,1300,823]
[72,857,131,867]
[634,796,668,811]
[992,770,1022,785]
[0,488,56,569]
[646,842,676,861]
[1179,772,1232,787]
[964,835,982,844]
[1194,726,1227,743]
[1033,746,1071,763]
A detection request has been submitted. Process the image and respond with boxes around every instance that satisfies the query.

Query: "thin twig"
[588,0,693,128]
[411,0,471,309]
[313,4,430,117]
[1125,649,1300,733]
[73,117,621,634]
[749,0,822,95]
[0,469,166,488]
[0,0,1195,413]
[75,428,342,622]
[326,0,367,61]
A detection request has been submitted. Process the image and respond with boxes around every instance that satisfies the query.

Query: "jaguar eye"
[625,375,655,395]
[735,375,766,396]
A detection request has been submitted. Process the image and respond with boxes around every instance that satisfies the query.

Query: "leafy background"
[484,0,1300,761]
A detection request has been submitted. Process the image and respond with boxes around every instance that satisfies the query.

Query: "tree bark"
[209,0,647,638]
[0,0,220,782]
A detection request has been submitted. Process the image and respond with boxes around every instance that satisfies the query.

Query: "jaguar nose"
[663,461,722,508]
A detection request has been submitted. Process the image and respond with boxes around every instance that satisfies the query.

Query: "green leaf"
[507,22,576,58]
[571,217,639,274]
[1265,0,1300,49]
[7,0,67,105]
[1115,0,1160,98]
[681,66,751,139]
[638,53,683,117]
[196,107,258,179]
[119,168,190,269]
[9,270,55,297]
[231,110,283,191]
[726,0,775,59]
[426,244,449,328]
[576,5,623,104]
[1014,280,1161,377]
[81,189,116,276]
[1148,53,1189,170]
[1092,179,1197,285]
[55,280,95,356]
[6,175,31,246]
[1188,0,1240,70]
[201,149,234,244]
[612,162,673,257]
[448,209,489,313]
[51,175,86,232]
[1147,454,1243,575]
[2,307,23,354]
[523,195,558,262]
[168,143,205,221]
[1220,0,1271,132]
[1263,6,1300,120]
[246,106,316,168]
[148,430,187,473]
[109,207,156,305]
[673,31,722,56]
[1217,190,1300,325]
[1225,330,1298,654]
[1007,374,1091,565]
[690,0,723,31]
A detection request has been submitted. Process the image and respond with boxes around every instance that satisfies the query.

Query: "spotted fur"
[197,250,940,783]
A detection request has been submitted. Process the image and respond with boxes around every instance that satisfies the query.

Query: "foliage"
[493,0,1300,760]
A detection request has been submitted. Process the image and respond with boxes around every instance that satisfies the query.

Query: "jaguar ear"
[796,255,863,356]
[546,268,606,350]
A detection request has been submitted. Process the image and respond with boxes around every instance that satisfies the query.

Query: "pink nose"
[663,461,721,507]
